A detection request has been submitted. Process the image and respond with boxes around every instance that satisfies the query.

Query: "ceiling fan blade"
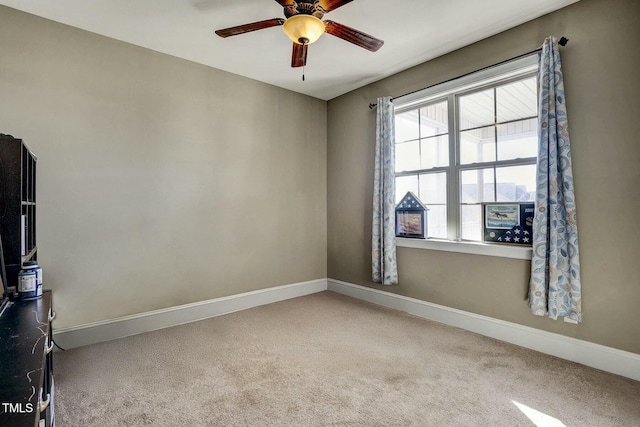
[291,42,308,68]
[215,18,285,38]
[324,20,384,52]
[319,0,354,12]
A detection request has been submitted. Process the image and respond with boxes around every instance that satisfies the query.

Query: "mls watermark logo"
[2,402,34,413]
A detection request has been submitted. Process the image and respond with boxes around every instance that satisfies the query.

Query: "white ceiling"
[0,0,579,100]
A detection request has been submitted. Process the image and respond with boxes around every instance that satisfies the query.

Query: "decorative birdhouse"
[395,192,428,239]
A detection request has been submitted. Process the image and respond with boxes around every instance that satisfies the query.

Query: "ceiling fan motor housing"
[284,1,326,19]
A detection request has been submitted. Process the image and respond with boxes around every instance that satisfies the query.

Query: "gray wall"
[327,0,640,354]
[0,6,327,329]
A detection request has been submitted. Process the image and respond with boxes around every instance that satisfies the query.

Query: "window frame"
[393,55,538,259]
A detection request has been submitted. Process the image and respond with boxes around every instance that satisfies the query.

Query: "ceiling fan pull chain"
[302,66,305,81]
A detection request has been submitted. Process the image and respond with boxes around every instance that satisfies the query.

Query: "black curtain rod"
[369,36,568,109]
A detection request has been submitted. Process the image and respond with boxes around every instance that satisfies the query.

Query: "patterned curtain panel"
[372,96,398,285]
[529,37,582,322]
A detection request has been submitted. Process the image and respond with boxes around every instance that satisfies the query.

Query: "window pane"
[460,204,482,241]
[420,136,449,169]
[420,101,448,137]
[460,168,495,203]
[425,204,447,239]
[419,172,447,204]
[395,140,420,172]
[395,69,538,244]
[495,164,536,202]
[395,110,419,143]
[395,175,419,204]
[496,77,537,122]
[497,118,538,161]
[459,88,494,130]
[460,126,495,164]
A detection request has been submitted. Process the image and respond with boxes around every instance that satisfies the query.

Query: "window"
[394,55,538,242]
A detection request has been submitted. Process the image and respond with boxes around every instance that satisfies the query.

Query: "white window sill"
[396,237,532,260]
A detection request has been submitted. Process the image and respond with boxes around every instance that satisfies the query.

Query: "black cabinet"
[0,135,51,426]
[0,291,54,427]
[0,134,37,293]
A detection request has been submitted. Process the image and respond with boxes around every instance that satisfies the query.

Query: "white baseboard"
[53,276,640,382]
[53,279,327,349]
[328,278,640,382]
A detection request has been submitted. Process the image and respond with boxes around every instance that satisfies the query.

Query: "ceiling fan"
[215,0,384,68]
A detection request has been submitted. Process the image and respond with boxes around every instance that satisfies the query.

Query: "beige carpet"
[54,291,640,426]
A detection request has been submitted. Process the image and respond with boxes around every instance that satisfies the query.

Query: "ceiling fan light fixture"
[283,15,325,45]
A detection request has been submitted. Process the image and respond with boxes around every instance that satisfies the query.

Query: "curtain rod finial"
[369,103,377,109]
[559,36,569,46]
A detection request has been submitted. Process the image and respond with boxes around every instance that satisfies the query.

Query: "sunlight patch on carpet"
[512,401,567,427]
